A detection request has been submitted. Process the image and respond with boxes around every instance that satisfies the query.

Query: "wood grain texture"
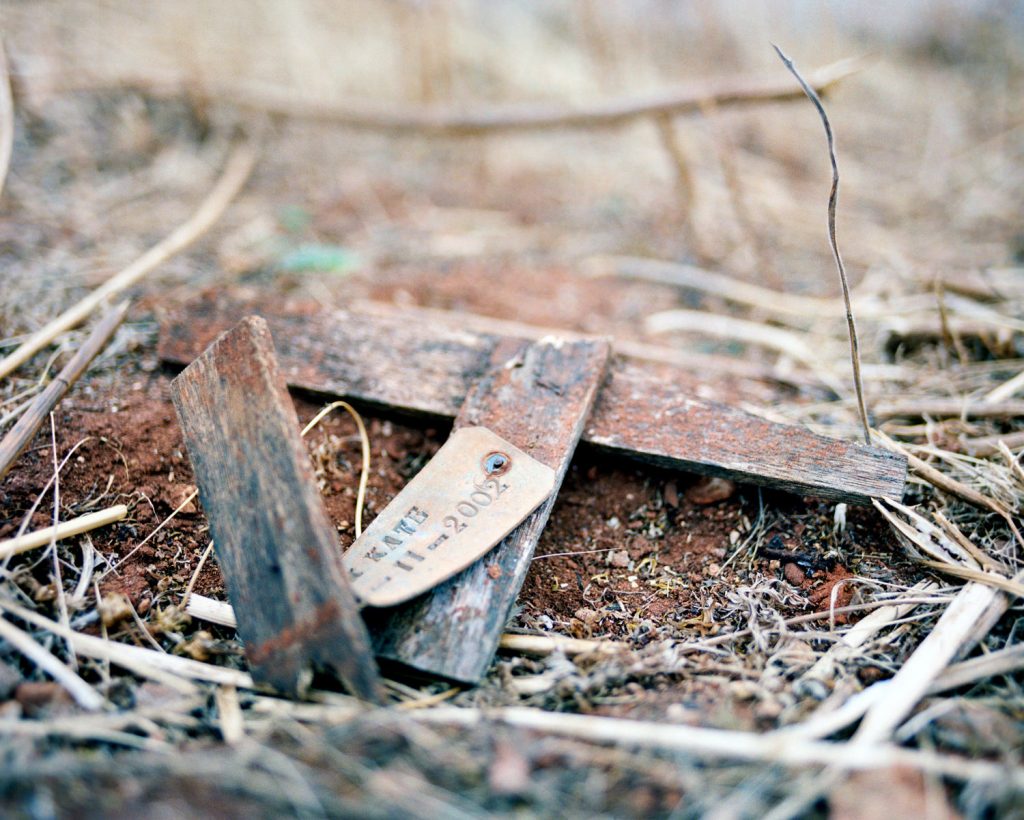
[367,336,610,683]
[170,316,382,701]
[159,294,907,503]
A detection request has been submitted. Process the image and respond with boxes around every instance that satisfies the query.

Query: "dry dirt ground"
[1,3,1023,818]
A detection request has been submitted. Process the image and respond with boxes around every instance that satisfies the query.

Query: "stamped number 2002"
[442,476,509,534]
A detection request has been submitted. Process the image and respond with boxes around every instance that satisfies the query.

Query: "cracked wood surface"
[170,316,382,701]
[159,294,907,503]
[367,336,610,683]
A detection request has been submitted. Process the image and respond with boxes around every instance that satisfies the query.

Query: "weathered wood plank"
[170,316,382,701]
[159,294,907,503]
[367,336,610,683]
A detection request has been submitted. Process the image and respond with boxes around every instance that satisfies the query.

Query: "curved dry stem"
[0,40,13,199]
[0,140,257,381]
[773,44,871,445]
[301,400,371,537]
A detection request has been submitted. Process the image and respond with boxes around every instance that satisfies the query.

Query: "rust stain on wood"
[159,294,907,503]
[170,315,382,701]
[367,335,611,683]
[245,599,341,666]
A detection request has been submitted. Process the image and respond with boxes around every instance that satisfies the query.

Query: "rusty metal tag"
[343,426,556,607]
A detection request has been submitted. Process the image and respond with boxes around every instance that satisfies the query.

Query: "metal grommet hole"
[483,451,511,476]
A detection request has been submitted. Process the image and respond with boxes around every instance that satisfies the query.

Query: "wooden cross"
[165,296,906,690]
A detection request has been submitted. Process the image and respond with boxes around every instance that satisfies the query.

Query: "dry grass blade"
[644,307,846,394]
[0,598,251,690]
[0,301,129,481]
[852,580,1008,745]
[918,560,1024,597]
[354,298,809,385]
[0,39,13,199]
[0,720,171,752]
[872,498,970,566]
[185,592,629,659]
[596,255,843,318]
[499,633,625,657]
[300,400,371,537]
[0,141,257,381]
[773,44,870,444]
[933,509,1008,572]
[933,642,1024,692]
[179,540,214,612]
[185,593,236,627]
[0,504,127,560]
[215,685,245,745]
[798,580,937,689]
[100,487,199,580]
[962,429,1024,457]
[873,397,1024,420]
[984,365,1024,404]
[0,615,105,711]
[875,430,1014,519]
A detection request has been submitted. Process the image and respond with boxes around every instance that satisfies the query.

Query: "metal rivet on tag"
[483,451,511,477]
[344,427,555,608]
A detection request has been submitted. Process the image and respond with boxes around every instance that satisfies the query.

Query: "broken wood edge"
[369,336,612,684]
[170,315,383,702]
[158,300,908,504]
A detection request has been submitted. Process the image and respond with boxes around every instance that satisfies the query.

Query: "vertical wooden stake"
[368,336,611,683]
[171,316,382,701]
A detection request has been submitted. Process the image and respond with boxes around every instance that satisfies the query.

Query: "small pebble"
[754,697,784,721]
[98,591,133,628]
[663,481,679,507]
[685,476,736,505]
[783,562,807,585]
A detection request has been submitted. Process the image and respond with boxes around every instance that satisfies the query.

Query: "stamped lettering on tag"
[343,426,556,608]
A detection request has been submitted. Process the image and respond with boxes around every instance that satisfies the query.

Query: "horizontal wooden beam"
[159,294,906,503]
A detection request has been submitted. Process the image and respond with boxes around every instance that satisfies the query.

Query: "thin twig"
[415,706,1020,785]
[773,44,870,444]
[0,301,129,481]
[852,576,1019,745]
[301,401,371,537]
[180,540,214,612]
[0,39,13,198]
[0,140,257,381]
[47,57,863,136]
[48,414,74,668]
[918,560,1024,597]
[0,504,128,560]
[0,615,105,711]
[0,598,248,690]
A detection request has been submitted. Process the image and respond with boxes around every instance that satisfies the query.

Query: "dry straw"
[773,44,871,445]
